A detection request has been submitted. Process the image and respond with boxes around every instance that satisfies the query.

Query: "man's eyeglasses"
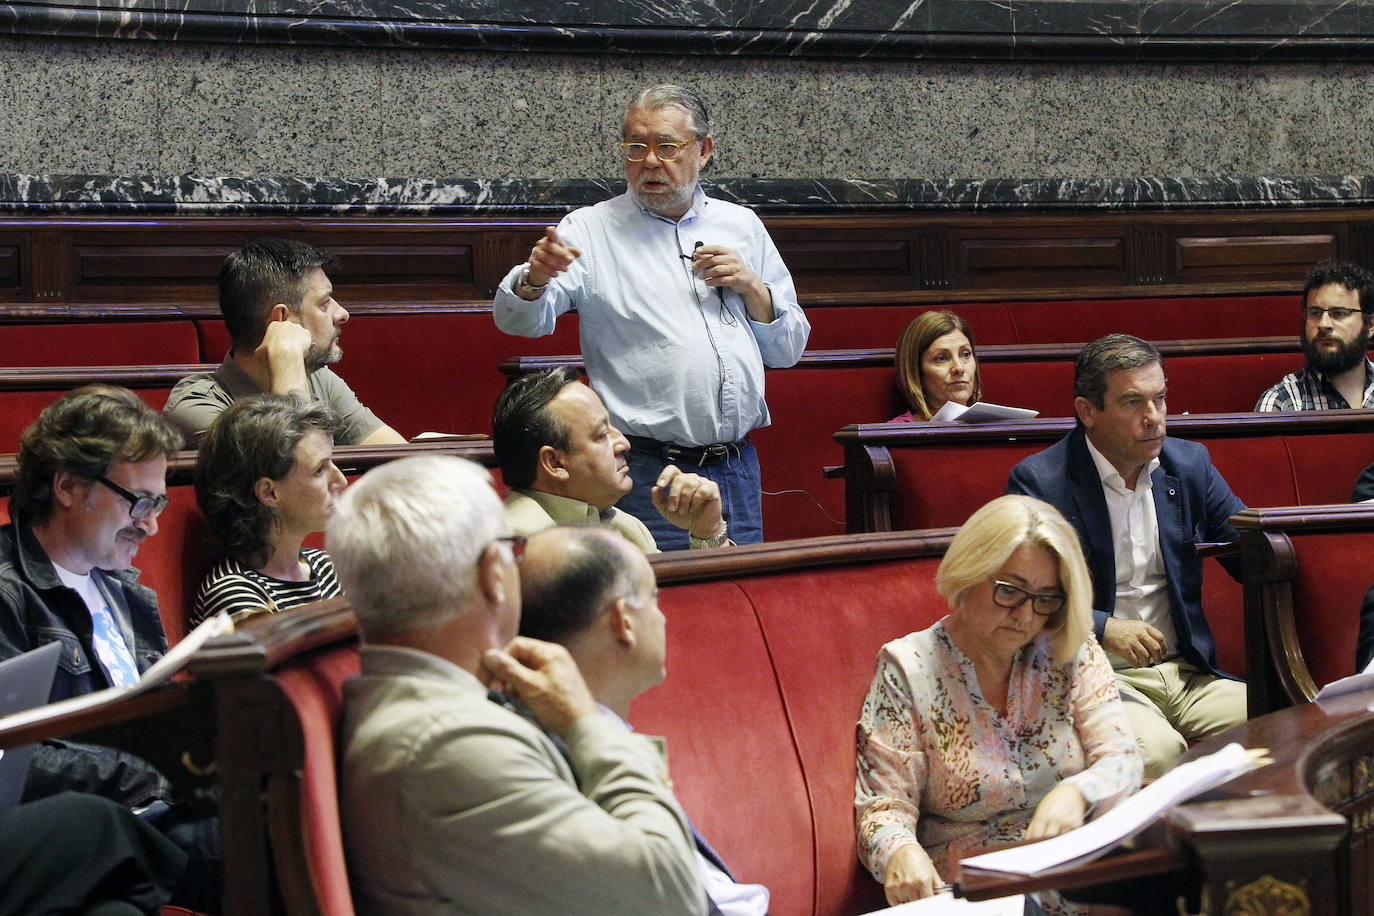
[990,580,1065,618]
[93,475,169,522]
[1303,306,1363,323]
[619,141,694,163]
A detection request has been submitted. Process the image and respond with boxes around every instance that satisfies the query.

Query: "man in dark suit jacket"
[1007,334,1247,777]
[517,525,770,916]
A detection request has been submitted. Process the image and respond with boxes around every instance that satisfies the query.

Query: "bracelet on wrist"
[689,523,729,550]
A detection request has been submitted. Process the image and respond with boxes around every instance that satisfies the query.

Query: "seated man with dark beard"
[1256,260,1374,412]
[164,239,405,447]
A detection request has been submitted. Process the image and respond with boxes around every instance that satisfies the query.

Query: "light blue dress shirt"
[494,187,810,447]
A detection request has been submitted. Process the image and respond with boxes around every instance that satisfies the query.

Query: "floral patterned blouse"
[855,620,1142,884]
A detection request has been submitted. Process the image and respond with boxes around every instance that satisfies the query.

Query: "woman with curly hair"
[192,394,346,624]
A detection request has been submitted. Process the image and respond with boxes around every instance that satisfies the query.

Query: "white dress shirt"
[1084,437,1179,664]
[493,187,809,446]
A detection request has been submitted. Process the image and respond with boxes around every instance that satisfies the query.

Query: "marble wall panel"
[377,51,615,178]
[159,43,383,175]
[8,35,1374,200]
[1,37,164,173]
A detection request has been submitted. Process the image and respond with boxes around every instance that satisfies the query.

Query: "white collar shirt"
[1084,437,1178,664]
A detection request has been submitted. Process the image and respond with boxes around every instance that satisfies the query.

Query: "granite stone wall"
[4,34,1372,183]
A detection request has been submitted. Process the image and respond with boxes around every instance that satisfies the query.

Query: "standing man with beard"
[1256,260,1374,412]
[492,84,810,550]
[164,239,405,447]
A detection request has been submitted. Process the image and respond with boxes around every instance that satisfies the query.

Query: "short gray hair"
[623,84,712,139]
[1074,334,1164,411]
[327,456,505,640]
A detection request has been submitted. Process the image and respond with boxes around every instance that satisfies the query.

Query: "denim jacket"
[0,518,171,806]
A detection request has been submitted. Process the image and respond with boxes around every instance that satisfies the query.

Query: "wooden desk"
[959,690,1374,914]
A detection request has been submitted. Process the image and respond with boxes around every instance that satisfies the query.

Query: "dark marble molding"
[4,175,1374,215]
[8,0,1374,60]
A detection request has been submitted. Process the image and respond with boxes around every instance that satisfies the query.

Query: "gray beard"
[1304,329,1370,377]
[305,341,342,373]
[632,182,693,217]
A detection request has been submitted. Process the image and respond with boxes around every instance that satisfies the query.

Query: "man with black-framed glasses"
[0,385,221,910]
[493,83,809,551]
[1256,259,1374,412]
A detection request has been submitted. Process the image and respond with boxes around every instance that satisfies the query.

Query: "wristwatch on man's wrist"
[689,523,730,550]
[514,268,549,298]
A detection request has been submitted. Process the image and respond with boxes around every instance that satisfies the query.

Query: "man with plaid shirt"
[1256,260,1374,412]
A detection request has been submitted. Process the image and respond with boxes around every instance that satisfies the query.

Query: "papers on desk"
[862,891,1025,915]
[0,611,233,732]
[410,432,489,441]
[1314,659,1374,702]
[929,401,1039,423]
[960,743,1264,877]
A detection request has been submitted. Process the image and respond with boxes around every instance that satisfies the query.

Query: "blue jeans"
[617,440,764,550]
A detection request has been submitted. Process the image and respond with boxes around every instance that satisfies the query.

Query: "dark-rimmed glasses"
[619,141,693,162]
[1303,306,1362,323]
[990,579,1065,618]
[93,475,170,522]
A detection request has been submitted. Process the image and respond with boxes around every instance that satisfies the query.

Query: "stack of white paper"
[929,401,1039,423]
[960,743,1262,876]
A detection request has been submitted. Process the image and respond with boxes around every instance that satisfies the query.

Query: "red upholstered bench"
[0,321,200,367]
[799,294,1299,350]
[187,530,957,916]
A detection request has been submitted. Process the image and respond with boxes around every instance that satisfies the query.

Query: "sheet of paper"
[410,432,488,441]
[960,743,1256,876]
[0,612,233,734]
[862,891,1026,915]
[929,401,1039,423]
[1316,667,1374,700]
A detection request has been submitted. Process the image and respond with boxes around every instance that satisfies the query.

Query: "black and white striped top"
[192,548,342,626]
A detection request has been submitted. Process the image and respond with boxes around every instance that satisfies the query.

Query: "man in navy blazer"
[1007,334,1247,777]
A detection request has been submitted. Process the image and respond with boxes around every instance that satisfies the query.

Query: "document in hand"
[928,401,1038,423]
[959,743,1266,876]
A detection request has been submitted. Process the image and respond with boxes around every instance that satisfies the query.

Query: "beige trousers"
[1114,660,1247,779]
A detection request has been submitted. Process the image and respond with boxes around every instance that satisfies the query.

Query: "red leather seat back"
[1285,432,1374,506]
[133,485,209,646]
[976,362,1077,416]
[1007,295,1299,343]
[755,365,902,542]
[1288,531,1374,689]
[0,321,200,366]
[802,303,1018,350]
[1202,557,1245,678]
[888,441,1039,530]
[272,644,362,916]
[0,389,170,454]
[1161,353,1306,415]
[634,580,814,916]
[1202,437,1299,510]
[746,555,947,916]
